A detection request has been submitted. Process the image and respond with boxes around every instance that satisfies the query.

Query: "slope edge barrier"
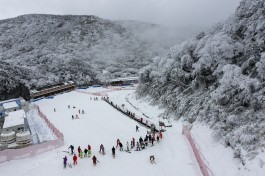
[182,125,214,176]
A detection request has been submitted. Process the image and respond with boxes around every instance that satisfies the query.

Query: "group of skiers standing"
[64,144,98,168]
[63,130,163,168]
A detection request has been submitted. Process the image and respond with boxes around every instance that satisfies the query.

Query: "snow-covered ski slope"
[0,87,254,176]
[0,88,201,176]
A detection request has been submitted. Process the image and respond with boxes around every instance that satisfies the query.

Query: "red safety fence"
[0,105,64,163]
[182,125,213,176]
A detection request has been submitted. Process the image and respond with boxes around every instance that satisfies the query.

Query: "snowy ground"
[0,89,200,176]
[1,87,262,176]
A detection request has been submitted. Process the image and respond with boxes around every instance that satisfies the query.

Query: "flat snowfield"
[0,89,200,176]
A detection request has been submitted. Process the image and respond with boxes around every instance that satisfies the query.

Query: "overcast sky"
[0,0,241,27]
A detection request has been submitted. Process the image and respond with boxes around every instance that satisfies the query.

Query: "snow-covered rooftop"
[111,76,138,82]
[3,110,26,129]
[2,101,19,110]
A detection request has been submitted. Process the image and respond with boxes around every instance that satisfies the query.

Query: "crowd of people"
[63,129,162,168]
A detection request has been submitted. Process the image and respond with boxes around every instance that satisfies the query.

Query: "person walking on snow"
[88,145,91,151]
[78,146,81,157]
[132,137,135,147]
[99,144,105,155]
[112,146,116,158]
[144,136,148,146]
[88,149,91,157]
[126,141,130,152]
[139,137,143,144]
[80,149,83,158]
[72,115,74,120]
[119,142,123,151]
[92,155,98,166]
[73,154,77,165]
[136,125,139,132]
[54,108,56,112]
[148,134,152,143]
[116,139,120,148]
[151,136,155,146]
[63,156,67,168]
[68,145,74,155]
[159,131,163,139]
[131,141,133,149]
[156,135,160,143]
[136,142,141,151]
[84,148,88,158]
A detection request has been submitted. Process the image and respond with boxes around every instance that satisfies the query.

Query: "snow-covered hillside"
[0,14,194,101]
[137,0,265,164]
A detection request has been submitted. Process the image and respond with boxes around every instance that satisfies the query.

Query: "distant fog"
[0,0,241,28]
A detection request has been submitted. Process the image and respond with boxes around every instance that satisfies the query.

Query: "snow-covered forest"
[137,0,265,163]
[0,14,194,100]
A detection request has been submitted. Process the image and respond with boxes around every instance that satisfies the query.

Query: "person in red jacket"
[159,131,163,139]
[78,146,81,157]
[88,145,91,151]
[92,155,98,166]
[73,154,77,165]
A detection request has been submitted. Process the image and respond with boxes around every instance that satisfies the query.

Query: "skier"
[54,108,56,112]
[68,105,70,109]
[139,137,143,144]
[116,139,120,148]
[84,148,88,158]
[88,149,91,157]
[63,156,67,168]
[75,114,79,119]
[73,154,77,165]
[126,141,130,152]
[136,125,139,132]
[92,155,98,166]
[78,146,81,157]
[159,131,163,139]
[148,134,152,143]
[99,144,105,155]
[119,142,123,151]
[150,155,155,164]
[133,138,135,147]
[80,149,83,158]
[72,115,74,120]
[82,110,84,114]
[136,142,141,151]
[141,142,145,149]
[144,136,148,146]
[88,144,91,151]
[130,141,133,149]
[112,146,116,158]
[151,136,154,146]
[69,145,74,155]
[156,135,160,143]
